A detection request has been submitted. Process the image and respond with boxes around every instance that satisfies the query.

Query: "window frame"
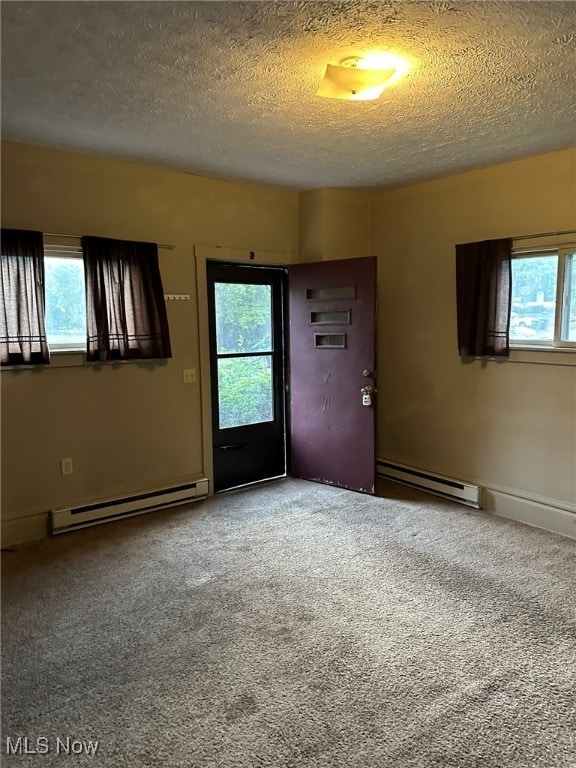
[510,244,576,352]
[43,243,87,354]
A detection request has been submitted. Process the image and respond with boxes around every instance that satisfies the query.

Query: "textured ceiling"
[1,1,575,190]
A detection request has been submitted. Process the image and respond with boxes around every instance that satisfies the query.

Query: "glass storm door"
[207,262,287,492]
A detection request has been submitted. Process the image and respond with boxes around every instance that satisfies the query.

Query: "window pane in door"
[217,355,273,429]
[510,255,557,342]
[215,283,272,354]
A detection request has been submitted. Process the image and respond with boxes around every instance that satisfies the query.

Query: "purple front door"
[289,256,377,494]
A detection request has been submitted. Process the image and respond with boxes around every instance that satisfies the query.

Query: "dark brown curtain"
[456,238,512,357]
[82,236,172,362]
[0,228,50,366]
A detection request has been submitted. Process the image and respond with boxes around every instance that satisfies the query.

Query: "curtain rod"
[513,229,576,242]
[44,232,175,250]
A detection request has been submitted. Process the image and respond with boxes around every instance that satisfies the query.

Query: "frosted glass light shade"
[316,62,395,100]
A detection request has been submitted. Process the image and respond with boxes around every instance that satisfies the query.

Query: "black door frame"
[196,246,294,497]
[206,259,290,492]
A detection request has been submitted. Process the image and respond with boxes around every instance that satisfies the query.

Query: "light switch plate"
[183,369,196,384]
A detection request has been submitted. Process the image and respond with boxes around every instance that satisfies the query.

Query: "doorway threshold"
[216,474,288,496]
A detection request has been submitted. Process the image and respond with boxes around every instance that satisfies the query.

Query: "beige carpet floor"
[2,478,575,767]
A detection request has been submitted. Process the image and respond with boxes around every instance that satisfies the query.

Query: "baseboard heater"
[51,479,210,534]
[377,460,482,508]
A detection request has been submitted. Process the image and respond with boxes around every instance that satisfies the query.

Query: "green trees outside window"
[44,256,86,347]
[214,282,274,428]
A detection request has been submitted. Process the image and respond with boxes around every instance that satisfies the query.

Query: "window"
[213,281,274,429]
[2,231,171,364]
[510,248,575,348]
[44,247,86,352]
[45,237,172,359]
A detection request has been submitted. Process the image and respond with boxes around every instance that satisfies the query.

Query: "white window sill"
[2,351,164,371]
[1,352,86,370]
[509,346,576,366]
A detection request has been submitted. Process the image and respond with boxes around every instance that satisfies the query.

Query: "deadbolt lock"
[361,385,374,407]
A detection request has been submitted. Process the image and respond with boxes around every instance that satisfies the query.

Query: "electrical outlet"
[183,368,196,384]
[61,458,74,476]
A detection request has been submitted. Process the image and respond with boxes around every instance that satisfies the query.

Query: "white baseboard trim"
[376,459,481,507]
[4,479,574,547]
[2,513,49,547]
[482,487,575,539]
[377,457,575,539]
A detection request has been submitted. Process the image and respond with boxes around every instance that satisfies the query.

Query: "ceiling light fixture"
[316,53,403,101]
[316,51,414,101]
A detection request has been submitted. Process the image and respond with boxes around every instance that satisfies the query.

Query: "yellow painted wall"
[0,142,298,542]
[299,188,371,261]
[2,141,574,543]
[371,148,576,508]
